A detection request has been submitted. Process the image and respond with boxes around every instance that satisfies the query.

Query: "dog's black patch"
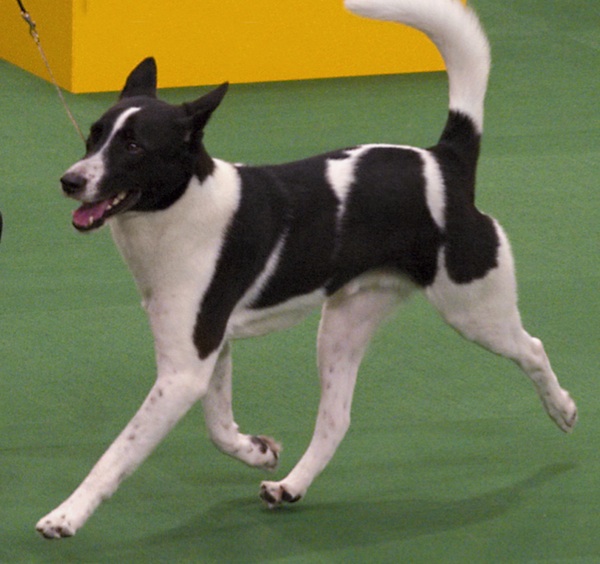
[328,147,443,291]
[248,153,344,308]
[193,164,290,358]
[194,145,450,359]
[194,152,347,357]
[191,114,497,359]
[431,111,499,283]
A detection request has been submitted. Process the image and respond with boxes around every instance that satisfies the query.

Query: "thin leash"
[16,0,86,144]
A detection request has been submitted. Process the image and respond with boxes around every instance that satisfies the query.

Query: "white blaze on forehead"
[101,106,143,150]
[64,106,142,201]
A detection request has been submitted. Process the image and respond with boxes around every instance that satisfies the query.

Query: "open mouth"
[72,191,140,231]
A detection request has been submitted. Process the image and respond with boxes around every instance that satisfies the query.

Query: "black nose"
[61,172,87,196]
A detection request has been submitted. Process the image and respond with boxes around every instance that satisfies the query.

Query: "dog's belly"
[226,289,326,339]
[226,271,414,340]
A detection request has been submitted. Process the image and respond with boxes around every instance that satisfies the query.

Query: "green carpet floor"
[1,0,598,561]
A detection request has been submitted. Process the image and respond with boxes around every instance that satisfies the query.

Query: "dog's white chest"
[109,161,241,301]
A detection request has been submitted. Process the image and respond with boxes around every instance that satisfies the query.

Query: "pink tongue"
[72,200,112,228]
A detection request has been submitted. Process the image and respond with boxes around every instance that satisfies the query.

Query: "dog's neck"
[109,159,241,301]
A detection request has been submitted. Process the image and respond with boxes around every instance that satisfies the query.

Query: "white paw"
[36,510,78,539]
[545,389,578,433]
[249,435,281,471]
[259,481,303,509]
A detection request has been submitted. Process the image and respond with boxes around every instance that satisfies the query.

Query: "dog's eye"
[126,141,144,155]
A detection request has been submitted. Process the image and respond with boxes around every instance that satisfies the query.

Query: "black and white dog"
[37,0,577,539]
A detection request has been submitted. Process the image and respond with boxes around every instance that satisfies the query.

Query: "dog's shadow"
[130,463,574,561]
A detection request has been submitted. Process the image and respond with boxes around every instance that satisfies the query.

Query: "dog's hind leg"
[260,282,406,508]
[426,230,577,433]
[202,342,281,470]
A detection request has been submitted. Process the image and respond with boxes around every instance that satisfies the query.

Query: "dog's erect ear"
[182,82,229,134]
[120,57,157,99]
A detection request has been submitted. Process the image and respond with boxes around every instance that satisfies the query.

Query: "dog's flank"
[37,0,577,539]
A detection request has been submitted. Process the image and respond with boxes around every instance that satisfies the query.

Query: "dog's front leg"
[202,342,281,470]
[36,353,219,539]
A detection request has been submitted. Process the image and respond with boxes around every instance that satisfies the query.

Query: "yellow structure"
[1,0,446,93]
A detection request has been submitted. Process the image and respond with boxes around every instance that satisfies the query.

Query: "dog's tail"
[344,0,490,134]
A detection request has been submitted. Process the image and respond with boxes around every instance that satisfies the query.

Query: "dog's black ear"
[183,82,229,133]
[120,57,157,99]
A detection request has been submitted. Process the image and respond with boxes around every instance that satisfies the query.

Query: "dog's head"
[62,58,228,232]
